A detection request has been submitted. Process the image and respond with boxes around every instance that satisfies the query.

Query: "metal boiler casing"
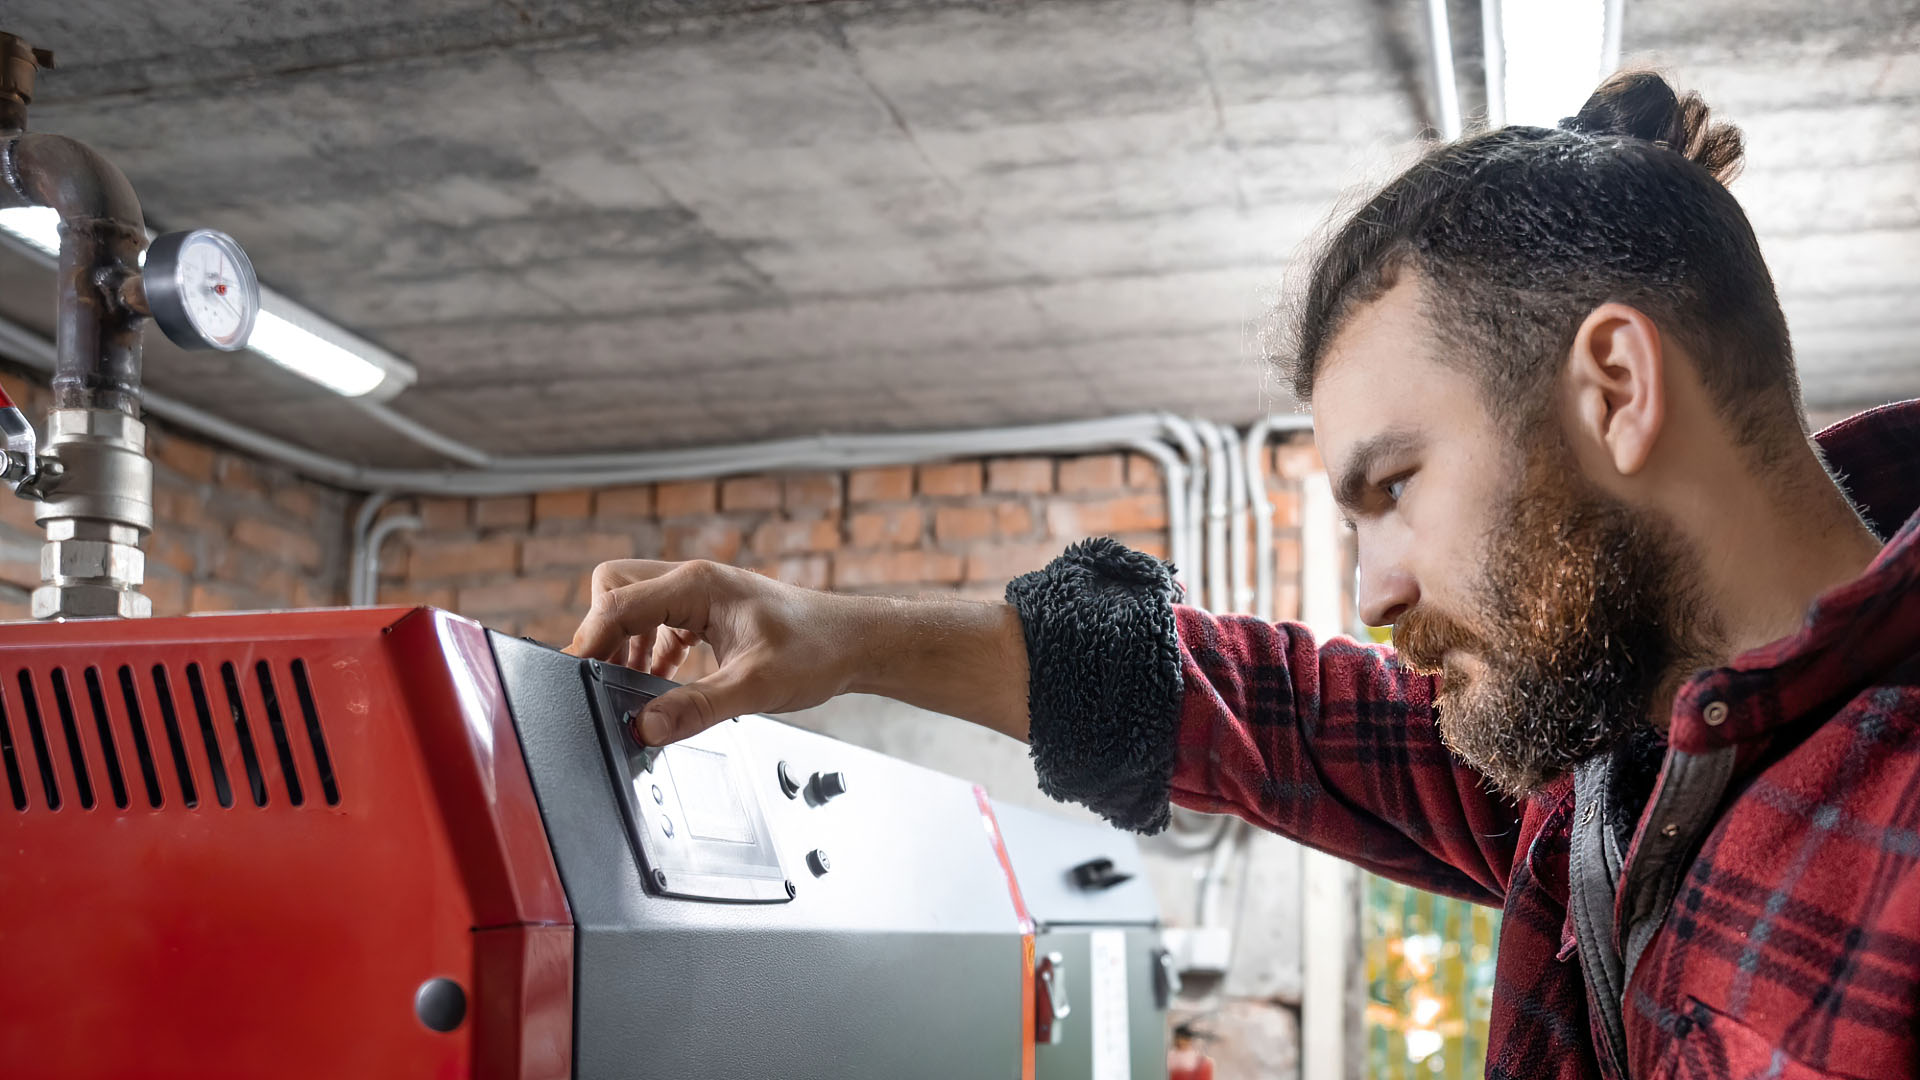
[0,607,1041,1079]
[991,799,1173,1080]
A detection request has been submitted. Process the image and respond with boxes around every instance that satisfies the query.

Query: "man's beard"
[1392,446,1719,798]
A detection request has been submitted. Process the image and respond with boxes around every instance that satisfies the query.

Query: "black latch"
[1069,857,1132,891]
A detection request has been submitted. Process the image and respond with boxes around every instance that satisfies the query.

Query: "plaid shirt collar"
[1668,399,1920,755]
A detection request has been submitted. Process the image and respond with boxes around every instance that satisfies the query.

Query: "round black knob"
[808,770,848,803]
[777,760,803,798]
[414,977,467,1033]
[808,849,832,876]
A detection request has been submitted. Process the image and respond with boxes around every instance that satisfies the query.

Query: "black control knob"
[807,849,831,876]
[807,770,848,804]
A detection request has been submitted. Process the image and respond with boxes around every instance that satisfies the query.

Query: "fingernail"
[640,708,671,746]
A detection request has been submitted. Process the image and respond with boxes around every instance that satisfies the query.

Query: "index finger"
[566,563,711,662]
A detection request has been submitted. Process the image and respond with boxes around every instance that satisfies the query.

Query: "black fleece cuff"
[1005,537,1184,834]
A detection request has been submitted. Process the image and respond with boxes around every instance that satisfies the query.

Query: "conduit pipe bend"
[1126,438,1191,596]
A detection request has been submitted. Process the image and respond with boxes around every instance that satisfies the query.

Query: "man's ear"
[1564,302,1666,477]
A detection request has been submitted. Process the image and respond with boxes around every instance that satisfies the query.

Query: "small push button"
[807,770,848,804]
[807,849,831,877]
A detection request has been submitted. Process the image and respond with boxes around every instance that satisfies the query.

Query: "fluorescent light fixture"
[0,207,417,400]
[0,206,61,256]
[1495,0,1619,128]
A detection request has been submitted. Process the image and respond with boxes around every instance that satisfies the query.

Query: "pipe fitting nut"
[40,537,144,584]
[32,582,150,620]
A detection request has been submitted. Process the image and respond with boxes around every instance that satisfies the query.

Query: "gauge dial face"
[148,229,260,351]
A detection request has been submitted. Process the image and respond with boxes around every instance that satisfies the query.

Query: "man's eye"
[1385,477,1410,502]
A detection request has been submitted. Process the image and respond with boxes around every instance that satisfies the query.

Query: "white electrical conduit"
[1126,438,1192,596]
[1242,416,1280,622]
[353,513,421,607]
[1153,414,1207,604]
[1427,0,1464,140]
[1221,424,1253,614]
[1,312,1214,496]
[1193,420,1232,612]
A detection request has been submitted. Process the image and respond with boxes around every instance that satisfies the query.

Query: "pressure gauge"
[142,229,260,351]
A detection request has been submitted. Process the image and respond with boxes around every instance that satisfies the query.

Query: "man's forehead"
[1309,281,1452,464]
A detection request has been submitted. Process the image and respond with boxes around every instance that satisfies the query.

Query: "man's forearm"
[844,596,1031,742]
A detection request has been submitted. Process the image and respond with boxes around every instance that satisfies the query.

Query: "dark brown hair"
[1287,71,1803,457]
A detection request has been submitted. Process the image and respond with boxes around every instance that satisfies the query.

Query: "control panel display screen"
[671,747,755,845]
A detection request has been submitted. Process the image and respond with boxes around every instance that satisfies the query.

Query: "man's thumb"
[637,669,757,746]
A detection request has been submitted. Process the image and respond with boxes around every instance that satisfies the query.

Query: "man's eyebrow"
[1332,429,1424,512]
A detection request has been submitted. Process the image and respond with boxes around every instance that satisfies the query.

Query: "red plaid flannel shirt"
[1168,401,1920,1080]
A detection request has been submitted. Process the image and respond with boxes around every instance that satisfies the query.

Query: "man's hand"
[567,559,1033,747]
[568,560,864,746]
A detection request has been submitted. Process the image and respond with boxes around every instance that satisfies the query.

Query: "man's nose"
[1357,557,1418,629]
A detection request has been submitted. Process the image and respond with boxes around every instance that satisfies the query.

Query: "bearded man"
[569,72,1920,1080]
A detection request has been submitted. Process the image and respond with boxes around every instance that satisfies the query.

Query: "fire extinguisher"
[1168,1022,1215,1080]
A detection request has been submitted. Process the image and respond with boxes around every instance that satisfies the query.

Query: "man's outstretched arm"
[570,539,1522,904]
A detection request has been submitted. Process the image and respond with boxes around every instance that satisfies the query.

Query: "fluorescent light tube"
[1499,0,1609,128]
[0,206,61,256]
[0,207,416,400]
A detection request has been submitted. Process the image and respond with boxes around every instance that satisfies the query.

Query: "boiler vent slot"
[2,659,338,812]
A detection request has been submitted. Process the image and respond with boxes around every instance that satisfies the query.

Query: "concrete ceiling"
[0,0,1915,467]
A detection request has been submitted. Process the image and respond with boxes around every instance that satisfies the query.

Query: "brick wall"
[370,439,1319,647]
[0,369,354,620]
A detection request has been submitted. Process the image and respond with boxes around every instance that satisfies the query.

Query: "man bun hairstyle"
[1289,71,1804,462]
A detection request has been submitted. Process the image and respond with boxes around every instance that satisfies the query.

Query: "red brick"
[1268,485,1301,529]
[1057,454,1126,493]
[1275,536,1302,575]
[474,496,533,529]
[753,555,831,591]
[534,490,593,524]
[918,462,982,498]
[996,502,1035,537]
[455,576,577,617]
[0,588,27,623]
[849,466,913,504]
[1126,453,1162,490]
[418,497,471,532]
[272,485,319,521]
[783,473,842,515]
[153,434,215,482]
[935,505,996,544]
[217,454,268,498]
[233,518,324,571]
[1045,494,1168,538]
[987,457,1054,494]
[663,521,743,563]
[522,532,633,571]
[720,476,782,512]
[1274,439,1323,479]
[190,580,270,613]
[148,531,198,576]
[1116,532,1168,561]
[152,487,206,530]
[144,572,187,618]
[293,578,342,609]
[1274,582,1302,622]
[0,554,35,591]
[595,485,655,519]
[403,535,519,579]
[522,612,587,648]
[750,518,840,558]
[378,583,457,610]
[0,485,40,533]
[848,507,923,549]
[254,566,299,607]
[656,481,717,518]
[831,550,964,589]
[962,542,1067,585]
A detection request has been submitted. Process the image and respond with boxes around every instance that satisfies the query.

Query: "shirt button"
[1703,701,1729,726]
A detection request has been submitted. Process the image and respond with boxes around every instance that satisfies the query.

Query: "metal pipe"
[0,49,157,620]
[354,513,420,607]
[1126,438,1191,595]
[1221,424,1252,614]
[1155,414,1209,609]
[1482,0,1507,128]
[1426,0,1464,139]
[346,492,392,607]
[1243,416,1279,622]
[1193,421,1232,612]
[1601,0,1625,76]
